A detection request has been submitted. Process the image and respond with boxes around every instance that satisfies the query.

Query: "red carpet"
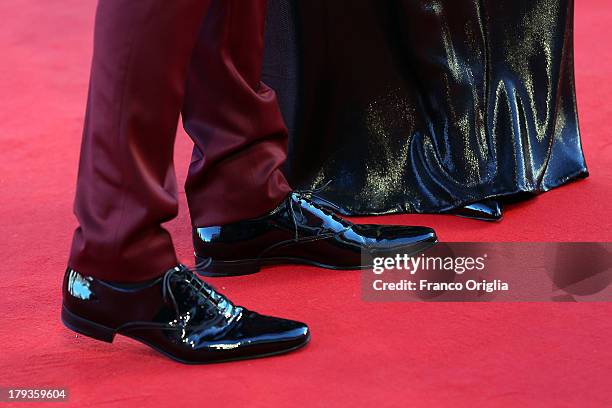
[1,1,612,406]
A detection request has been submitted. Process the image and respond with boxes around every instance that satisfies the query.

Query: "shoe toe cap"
[221,310,310,353]
[352,224,437,245]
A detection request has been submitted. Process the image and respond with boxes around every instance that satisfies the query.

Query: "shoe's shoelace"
[289,181,350,241]
[287,194,306,242]
[161,264,236,324]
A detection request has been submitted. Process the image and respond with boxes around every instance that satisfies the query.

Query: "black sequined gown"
[262,0,588,217]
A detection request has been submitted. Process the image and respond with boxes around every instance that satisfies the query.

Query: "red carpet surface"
[1,1,612,406]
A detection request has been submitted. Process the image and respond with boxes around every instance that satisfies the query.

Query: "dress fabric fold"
[262,0,588,215]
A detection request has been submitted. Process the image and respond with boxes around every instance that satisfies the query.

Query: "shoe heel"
[195,255,261,277]
[61,305,116,343]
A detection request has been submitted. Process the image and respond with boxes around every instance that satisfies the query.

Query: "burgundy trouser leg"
[182,0,292,227]
[69,0,287,282]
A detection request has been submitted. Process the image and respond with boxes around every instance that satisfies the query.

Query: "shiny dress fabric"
[262,0,588,215]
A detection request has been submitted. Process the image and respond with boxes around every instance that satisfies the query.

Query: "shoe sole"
[196,238,438,277]
[61,305,310,365]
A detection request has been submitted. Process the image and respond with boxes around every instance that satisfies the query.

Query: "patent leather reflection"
[67,269,94,300]
[449,200,503,221]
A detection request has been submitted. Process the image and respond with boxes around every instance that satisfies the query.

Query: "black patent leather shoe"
[449,199,503,221]
[194,191,437,277]
[61,265,309,364]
